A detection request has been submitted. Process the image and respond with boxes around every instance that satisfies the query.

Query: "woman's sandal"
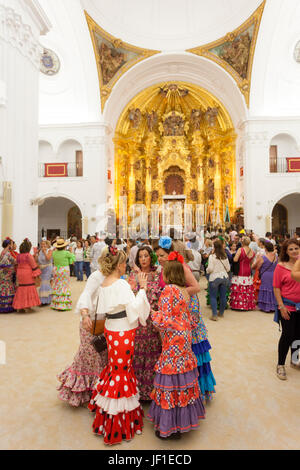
[276,365,287,380]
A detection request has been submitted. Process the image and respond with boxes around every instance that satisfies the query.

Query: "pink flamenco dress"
[13,253,41,310]
[230,248,256,311]
[147,284,205,438]
[88,279,150,446]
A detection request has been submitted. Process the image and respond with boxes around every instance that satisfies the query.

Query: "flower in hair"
[168,251,184,264]
[159,236,172,250]
[150,251,158,265]
[109,245,118,256]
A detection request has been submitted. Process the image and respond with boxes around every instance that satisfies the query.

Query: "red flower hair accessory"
[109,245,118,256]
[168,251,184,264]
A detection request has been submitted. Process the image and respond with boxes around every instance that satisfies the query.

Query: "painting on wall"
[85,12,160,111]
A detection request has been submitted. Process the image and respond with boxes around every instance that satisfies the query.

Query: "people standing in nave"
[155,236,216,403]
[74,240,84,282]
[207,240,231,321]
[0,239,17,313]
[252,241,278,313]
[128,245,162,401]
[13,238,41,313]
[88,247,150,445]
[90,235,106,274]
[230,236,256,311]
[37,239,53,306]
[83,239,92,280]
[273,239,300,380]
[147,252,205,440]
[51,238,76,311]
[57,264,108,407]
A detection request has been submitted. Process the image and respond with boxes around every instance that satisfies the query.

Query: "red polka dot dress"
[88,279,150,445]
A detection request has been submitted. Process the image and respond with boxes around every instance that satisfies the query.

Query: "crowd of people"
[1,226,300,445]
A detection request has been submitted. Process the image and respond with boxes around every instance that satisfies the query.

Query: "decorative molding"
[84,136,106,148]
[187,1,266,107]
[0,4,42,68]
[85,11,160,112]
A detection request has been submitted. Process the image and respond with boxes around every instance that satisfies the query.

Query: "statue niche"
[160,111,188,136]
[164,174,184,195]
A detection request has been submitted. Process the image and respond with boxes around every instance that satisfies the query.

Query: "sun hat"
[53,238,69,249]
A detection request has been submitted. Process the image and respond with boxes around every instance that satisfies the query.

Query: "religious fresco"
[209,25,254,80]
[85,12,160,111]
[187,0,266,106]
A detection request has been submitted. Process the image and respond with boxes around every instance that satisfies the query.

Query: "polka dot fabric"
[88,328,144,445]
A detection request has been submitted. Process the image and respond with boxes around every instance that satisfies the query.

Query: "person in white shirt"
[188,249,202,281]
[206,239,230,321]
[74,240,84,281]
[90,236,106,273]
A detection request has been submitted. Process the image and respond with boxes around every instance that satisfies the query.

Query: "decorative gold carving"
[187,1,266,107]
[84,12,160,111]
[114,82,237,224]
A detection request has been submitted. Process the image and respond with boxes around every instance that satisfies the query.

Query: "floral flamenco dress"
[0,251,16,313]
[159,270,216,403]
[51,250,75,311]
[147,284,205,438]
[88,279,150,446]
[57,270,108,407]
[129,269,162,401]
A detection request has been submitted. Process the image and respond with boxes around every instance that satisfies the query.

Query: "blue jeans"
[209,277,229,317]
[75,261,84,281]
[84,261,91,279]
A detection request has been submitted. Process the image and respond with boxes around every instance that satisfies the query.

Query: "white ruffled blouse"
[96,279,150,332]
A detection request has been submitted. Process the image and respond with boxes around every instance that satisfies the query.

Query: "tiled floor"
[1,277,299,450]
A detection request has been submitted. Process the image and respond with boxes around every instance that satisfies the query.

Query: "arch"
[36,192,85,217]
[56,138,84,155]
[103,52,247,135]
[38,195,83,241]
[270,191,300,235]
[270,132,299,148]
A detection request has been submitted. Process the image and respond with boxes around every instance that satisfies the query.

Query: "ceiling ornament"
[187,0,266,107]
[85,12,160,112]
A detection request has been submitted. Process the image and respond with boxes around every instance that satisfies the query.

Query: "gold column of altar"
[114,82,237,227]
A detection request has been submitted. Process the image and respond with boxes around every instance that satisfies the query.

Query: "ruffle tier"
[51,293,72,311]
[257,287,276,312]
[191,339,216,402]
[147,400,205,438]
[91,406,144,445]
[12,286,41,309]
[0,294,15,313]
[57,369,100,407]
[230,282,256,311]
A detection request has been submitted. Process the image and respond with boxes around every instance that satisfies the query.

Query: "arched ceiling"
[81,0,262,50]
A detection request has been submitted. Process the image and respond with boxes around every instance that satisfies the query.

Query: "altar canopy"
[114,82,237,225]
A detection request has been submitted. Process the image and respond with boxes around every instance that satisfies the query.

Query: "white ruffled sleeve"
[126,288,150,326]
[75,270,105,315]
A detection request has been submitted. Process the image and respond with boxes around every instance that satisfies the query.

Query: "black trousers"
[278,310,300,365]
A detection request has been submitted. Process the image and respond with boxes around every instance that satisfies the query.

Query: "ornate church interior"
[1,0,300,452]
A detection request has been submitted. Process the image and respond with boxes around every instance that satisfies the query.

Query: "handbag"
[90,295,107,354]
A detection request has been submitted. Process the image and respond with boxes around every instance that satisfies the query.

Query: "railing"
[38,163,82,178]
[270,157,300,173]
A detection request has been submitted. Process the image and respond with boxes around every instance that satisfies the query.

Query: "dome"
[81,0,263,50]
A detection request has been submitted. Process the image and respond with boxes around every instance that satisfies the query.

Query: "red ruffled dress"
[230,248,256,311]
[13,253,41,309]
[88,279,150,445]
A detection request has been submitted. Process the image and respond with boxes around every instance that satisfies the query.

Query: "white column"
[83,125,110,236]
[0,1,50,246]
[243,128,270,236]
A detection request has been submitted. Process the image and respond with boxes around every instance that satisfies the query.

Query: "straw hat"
[53,238,69,249]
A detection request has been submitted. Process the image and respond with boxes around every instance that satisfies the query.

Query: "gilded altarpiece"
[114,83,236,225]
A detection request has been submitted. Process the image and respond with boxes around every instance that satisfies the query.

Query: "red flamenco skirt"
[13,284,41,309]
[88,328,144,445]
[230,276,256,311]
